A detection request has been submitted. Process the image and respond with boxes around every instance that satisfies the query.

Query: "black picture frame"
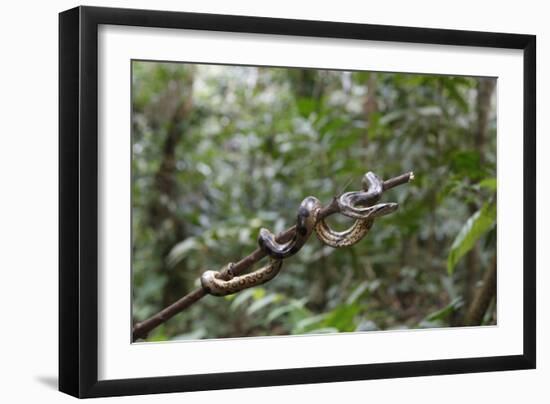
[59,5,536,398]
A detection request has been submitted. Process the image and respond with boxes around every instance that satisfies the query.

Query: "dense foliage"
[132,61,496,342]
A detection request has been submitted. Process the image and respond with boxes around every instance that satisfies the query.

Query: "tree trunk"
[145,78,195,309]
[465,255,497,326]
[463,78,495,313]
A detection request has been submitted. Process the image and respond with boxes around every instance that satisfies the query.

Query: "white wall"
[0,1,546,402]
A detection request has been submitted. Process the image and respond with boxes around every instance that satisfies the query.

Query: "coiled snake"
[315,172,398,247]
[202,171,399,295]
[201,259,283,296]
[337,172,397,219]
[258,196,322,259]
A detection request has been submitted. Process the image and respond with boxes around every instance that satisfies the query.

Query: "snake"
[337,172,398,220]
[314,172,398,247]
[201,171,399,296]
[201,259,283,296]
[258,196,322,259]
[258,172,398,253]
[314,217,375,247]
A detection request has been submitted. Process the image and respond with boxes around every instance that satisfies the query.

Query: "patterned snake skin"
[314,172,397,247]
[202,171,399,296]
[258,196,322,259]
[201,260,283,296]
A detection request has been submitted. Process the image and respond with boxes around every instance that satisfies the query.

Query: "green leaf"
[296,97,318,117]
[450,150,483,180]
[166,237,198,268]
[230,288,257,311]
[424,297,463,322]
[416,106,442,117]
[266,298,307,323]
[293,314,327,334]
[442,79,469,112]
[331,129,363,151]
[322,304,361,332]
[171,328,207,340]
[447,202,496,275]
[146,325,167,342]
[478,177,497,191]
[247,294,280,315]
[380,110,404,126]
[346,281,370,305]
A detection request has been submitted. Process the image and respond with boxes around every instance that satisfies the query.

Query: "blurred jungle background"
[131,61,497,342]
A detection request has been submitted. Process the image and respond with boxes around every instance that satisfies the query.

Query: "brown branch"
[132,171,414,341]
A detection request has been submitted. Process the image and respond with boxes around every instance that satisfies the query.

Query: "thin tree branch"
[132,171,414,341]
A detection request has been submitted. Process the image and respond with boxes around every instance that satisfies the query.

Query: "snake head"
[370,202,398,218]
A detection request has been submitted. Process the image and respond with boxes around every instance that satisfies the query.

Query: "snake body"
[338,172,398,220]
[315,217,374,247]
[202,171,400,296]
[314,172,398,247]
[201,260,283,296]
[258,196,322,259]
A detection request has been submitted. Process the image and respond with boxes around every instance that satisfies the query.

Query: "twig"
[132,171,414,341]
